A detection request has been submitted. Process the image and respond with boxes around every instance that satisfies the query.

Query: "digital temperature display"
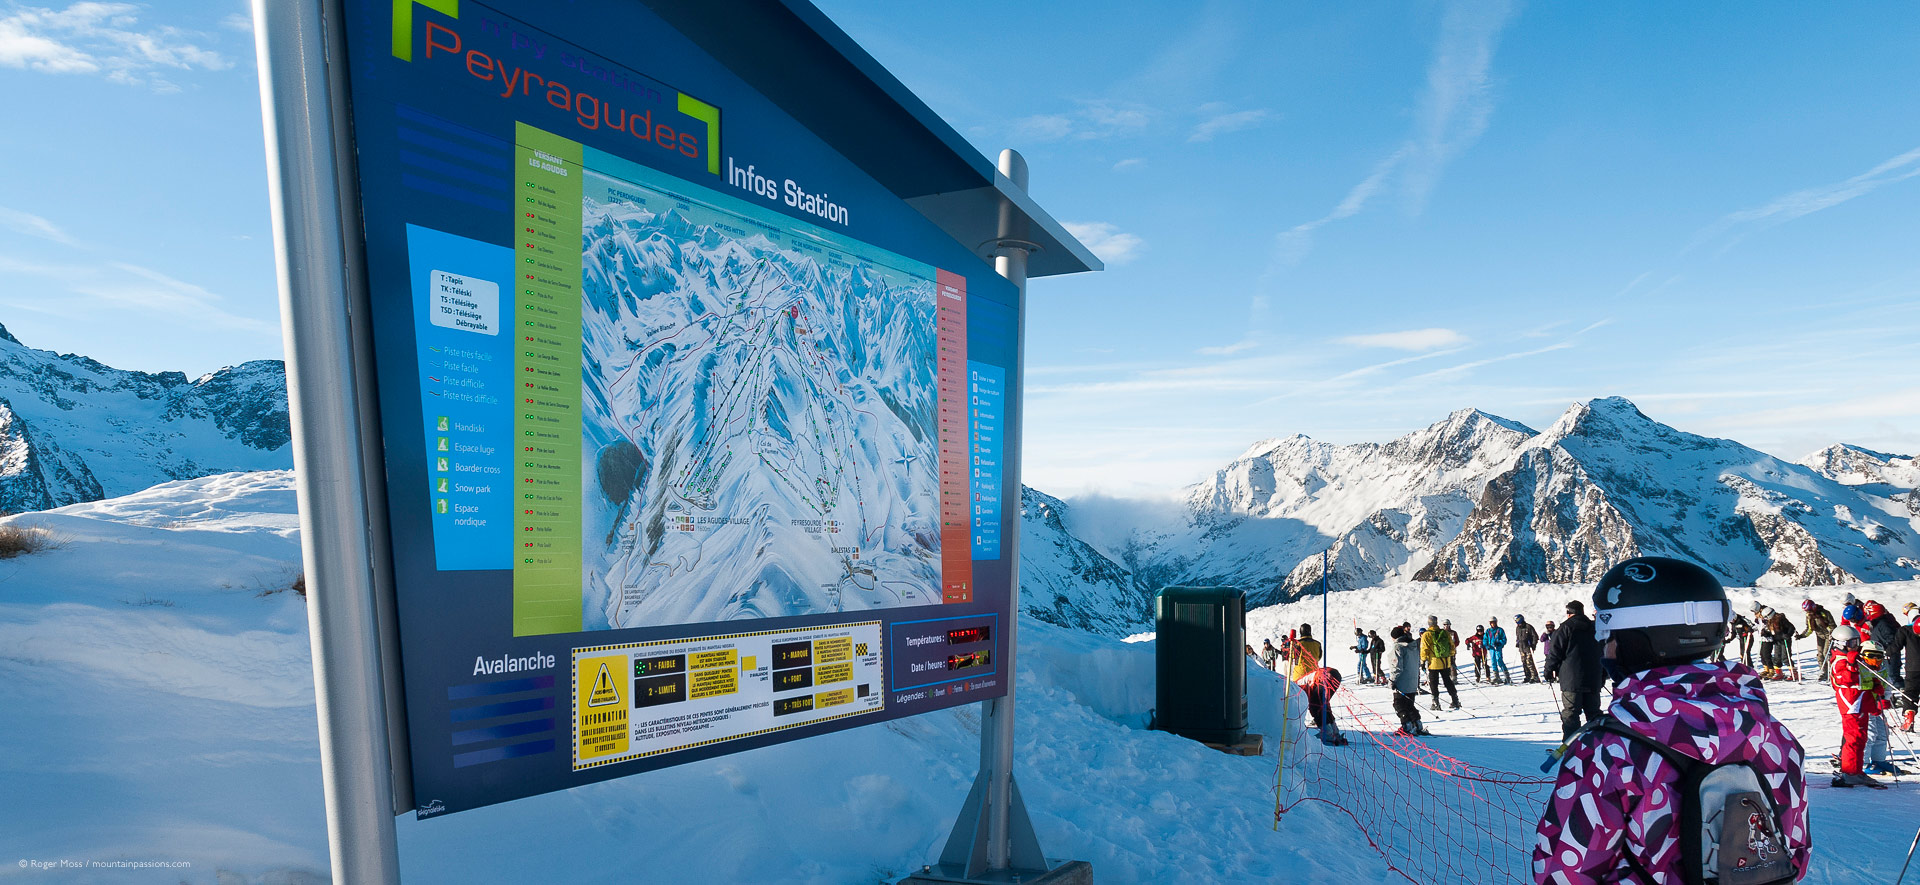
[946,625,991,645]
[946,650,991,671]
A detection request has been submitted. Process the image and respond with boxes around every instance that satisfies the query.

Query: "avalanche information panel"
[341,0,1018,817]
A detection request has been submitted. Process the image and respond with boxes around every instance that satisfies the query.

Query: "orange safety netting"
[1273,681,1555,884]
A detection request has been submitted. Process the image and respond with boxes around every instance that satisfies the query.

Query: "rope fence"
[1272,680,1555,884]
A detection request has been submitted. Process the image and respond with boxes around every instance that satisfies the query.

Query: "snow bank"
[4,472,1916,883]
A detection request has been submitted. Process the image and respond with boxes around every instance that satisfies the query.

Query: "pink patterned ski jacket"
[1532,661,1810,884]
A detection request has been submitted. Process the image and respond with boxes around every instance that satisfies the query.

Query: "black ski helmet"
[1592,556,1729,673]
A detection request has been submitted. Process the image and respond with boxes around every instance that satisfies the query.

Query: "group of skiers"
[1239,560,1920,882]
[1820,592,1920,789]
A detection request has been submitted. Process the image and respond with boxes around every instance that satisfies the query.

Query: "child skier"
[1858,640,1907,776]
[1467,626,1489,683]
[1828,625,1886,788]
[1534,556,1811,883]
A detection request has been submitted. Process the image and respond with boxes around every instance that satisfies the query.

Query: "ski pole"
[1540,678,1571,773]
[1853,662,1920,767]
[1895,825,1920,885]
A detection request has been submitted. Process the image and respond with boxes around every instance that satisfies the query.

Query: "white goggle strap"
[1593,600,1729,641]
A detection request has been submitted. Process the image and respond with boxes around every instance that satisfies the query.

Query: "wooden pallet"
[1202,733,1264,756]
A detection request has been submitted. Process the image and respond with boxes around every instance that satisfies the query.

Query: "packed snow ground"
[1246,580,1920,883]
[2,472,1917,883]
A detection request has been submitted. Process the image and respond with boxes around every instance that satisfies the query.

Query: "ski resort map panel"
[570,136,964,634]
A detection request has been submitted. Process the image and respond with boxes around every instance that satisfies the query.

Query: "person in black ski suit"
[1900,622,1920,733]
[1542,599,1603,740]
[1725,612,1754,666]
[1866,601,1906,690]
[1367,629,1386,685]
[1513,613,1541,683]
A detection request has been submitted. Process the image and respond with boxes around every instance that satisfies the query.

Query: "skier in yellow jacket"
[1290,624,1324,681]
[1420,615,1461,710]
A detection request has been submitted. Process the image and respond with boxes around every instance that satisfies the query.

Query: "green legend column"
[512,123,584,636]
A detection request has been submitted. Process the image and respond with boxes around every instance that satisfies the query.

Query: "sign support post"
[252,0,402,881]
[909,150,1087,885]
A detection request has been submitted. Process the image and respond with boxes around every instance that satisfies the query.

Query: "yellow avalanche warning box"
[571,621,885,771]
[575,654,629,761]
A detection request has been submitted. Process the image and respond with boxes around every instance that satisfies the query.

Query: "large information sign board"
[338,0,1020,816]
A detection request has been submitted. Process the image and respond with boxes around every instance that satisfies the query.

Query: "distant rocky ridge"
[0,323,289,512]
[1080,398,1920,608]
[4,320,1911,633]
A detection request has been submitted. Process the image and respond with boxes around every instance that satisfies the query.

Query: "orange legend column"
[935,269,972,602]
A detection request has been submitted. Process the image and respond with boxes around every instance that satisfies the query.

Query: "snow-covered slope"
[1104,397,1920,605]
[4,474,1911,884]
[0,322,289,511]
[0,471,1333,883]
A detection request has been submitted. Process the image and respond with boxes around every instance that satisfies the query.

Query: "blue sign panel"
[338,0,1021,816]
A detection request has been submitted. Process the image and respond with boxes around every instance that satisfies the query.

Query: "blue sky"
[1,1,1915,499]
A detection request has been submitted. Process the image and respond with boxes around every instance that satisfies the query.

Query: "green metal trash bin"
[1153,586,1248,744]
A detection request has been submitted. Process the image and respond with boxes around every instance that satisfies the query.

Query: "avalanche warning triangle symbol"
[587,662,621,707]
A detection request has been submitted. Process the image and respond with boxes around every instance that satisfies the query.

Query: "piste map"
[578,153,943,630]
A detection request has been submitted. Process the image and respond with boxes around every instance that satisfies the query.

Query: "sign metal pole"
[253,0,403,881]
[983,147,1033,872]
[913,150,1081,884]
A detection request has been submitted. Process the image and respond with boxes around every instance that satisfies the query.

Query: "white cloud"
[1338,328,1469,351]
[0,255,274,333]
[1407,341,1573,382]
[220,11,252,33]
[0,2,231,90]
[1080,102,1150,136]
[1275,0,1517,264]
[1062,221,1144,265]
[1112,157,1147,172]
[0,206,78,246]
[1007,101,1153,144]
[1197,338,1259,356]
[1189,108,1271,143]
[1010,114,1073,142]
[1690,144,1920,253]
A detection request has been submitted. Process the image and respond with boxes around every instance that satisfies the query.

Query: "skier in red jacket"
[1829,625,1886,788]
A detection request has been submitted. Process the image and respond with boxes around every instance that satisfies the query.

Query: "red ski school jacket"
[1533,661,1810,884]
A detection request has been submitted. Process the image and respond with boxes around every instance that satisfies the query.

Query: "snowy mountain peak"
[1800,443,1918,492]
[0,322,291,511]
[1098,397,1920,605]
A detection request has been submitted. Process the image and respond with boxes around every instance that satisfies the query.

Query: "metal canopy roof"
[644,0,1104,278]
